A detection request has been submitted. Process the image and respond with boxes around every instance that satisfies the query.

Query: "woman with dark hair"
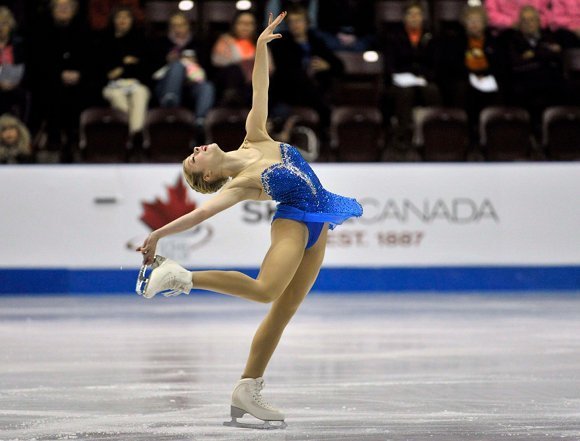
[101,6,150,144]
[136,12,362,429]
[211,10,267,106]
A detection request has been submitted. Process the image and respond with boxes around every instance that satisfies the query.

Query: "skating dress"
[261,143,363,248]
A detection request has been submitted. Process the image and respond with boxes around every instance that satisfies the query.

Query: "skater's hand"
[137,233,159,265]
[258,11,286,45]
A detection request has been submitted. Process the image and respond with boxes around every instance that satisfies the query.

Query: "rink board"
[0,163,578,293]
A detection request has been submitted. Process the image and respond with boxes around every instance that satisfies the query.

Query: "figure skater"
[136,11,362,429]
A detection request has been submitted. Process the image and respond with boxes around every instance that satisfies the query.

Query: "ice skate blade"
[135,255,166,297]
[223,419,287,430]
[223,406,287,430]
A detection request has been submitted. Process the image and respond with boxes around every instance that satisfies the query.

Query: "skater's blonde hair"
[182,161,228,194]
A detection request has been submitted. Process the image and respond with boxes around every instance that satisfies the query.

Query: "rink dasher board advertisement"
[0,163,578,270]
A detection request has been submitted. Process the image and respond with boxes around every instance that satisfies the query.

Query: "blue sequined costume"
[261,143,363,248]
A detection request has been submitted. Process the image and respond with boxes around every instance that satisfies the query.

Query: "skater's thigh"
[256,219,308,296]
[271,223,328,314]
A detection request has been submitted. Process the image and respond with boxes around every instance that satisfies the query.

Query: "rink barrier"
[0,266,579,295]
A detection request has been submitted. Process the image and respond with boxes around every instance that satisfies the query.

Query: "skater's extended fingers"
[269,11,286,28]
[268,12,272,26]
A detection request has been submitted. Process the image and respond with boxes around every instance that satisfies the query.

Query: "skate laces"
[251,378,275,410]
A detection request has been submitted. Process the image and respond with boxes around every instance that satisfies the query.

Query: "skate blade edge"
[223,407,287,430]
[223,420,287,430]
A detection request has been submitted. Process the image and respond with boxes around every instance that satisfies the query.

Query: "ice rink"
[1,293,579,441]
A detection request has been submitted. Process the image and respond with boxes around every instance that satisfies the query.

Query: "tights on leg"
[192,219,307,303]
[242,224,328,379]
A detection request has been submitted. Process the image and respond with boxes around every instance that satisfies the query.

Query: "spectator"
[485,0,549,30]
[88,0,144,31]
[152,12,215,129]
[101,6,150,145]
[0,6,27,120]
[269,5,343,140]
[0,113,32,163]
[263,0,317,32]
[508,5,564,131]
[438,6,503,138]
[211,10,260,107]
[382,0,440,149]
[29,0,90,160]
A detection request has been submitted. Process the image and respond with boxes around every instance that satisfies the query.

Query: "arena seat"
[563,48,580,80]
[144,108,196,162]
[334,51,384,106]
[433,0,465,35]
[205,107,249,152]
[79,107,129,163]
[413,107,469,161]
[331,106,383,162]
[479,107,532,161]
[542,106,580,161]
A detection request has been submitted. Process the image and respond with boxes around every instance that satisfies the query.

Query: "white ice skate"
[135,255,193,299]
[223,377,287,430]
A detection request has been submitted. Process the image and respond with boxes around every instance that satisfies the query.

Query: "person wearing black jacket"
[508,5,564,131]
[382,1,440,149]
[29,0,90,159]
[101,6,150,141]
[269,5,344,136]
[151,12,215,127]
[438,6,504,138]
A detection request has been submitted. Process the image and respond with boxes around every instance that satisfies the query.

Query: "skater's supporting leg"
[193,219,308,303]
[242,224,328,379]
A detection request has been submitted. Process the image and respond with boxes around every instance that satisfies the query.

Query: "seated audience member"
[382,1,440,149]
[0,6,27,120]
[30,0,89,159]
[269,5,344,139]
[0,113,32,163]
[101,6,150,145]
[211,11,260,107]
[152,12,215,128]
[485,0,549,30]
[508,6,564,131]
[439,6,503,137]
[88,0,144,31]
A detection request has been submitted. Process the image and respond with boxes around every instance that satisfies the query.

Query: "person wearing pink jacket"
[550,0,580,36]
[485,0,550,29]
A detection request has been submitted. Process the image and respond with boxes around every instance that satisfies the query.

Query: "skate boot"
[136,255,193,299]
[223,377,287,429]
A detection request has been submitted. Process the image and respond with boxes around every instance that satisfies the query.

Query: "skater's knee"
[254,281,284,303]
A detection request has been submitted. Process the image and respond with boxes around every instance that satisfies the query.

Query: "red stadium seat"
[144,107,197,162]
[79,107,129,163]
[413,107,469,161]
[205,107,249,152]
[542,106,580,160]
[331,106,383,162]
[479,107,532,161]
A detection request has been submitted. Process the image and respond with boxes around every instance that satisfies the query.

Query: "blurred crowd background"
[0,0,579,164]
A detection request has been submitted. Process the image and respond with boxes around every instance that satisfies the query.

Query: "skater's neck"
[221,149,262,178]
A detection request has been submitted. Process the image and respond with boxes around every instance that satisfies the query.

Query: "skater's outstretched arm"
[137,185,260,264]
[244,11,286,142]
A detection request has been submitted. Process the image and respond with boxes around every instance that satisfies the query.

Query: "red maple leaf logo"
[140,176,197,231]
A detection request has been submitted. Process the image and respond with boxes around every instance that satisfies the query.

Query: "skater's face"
[183,143,221,183]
